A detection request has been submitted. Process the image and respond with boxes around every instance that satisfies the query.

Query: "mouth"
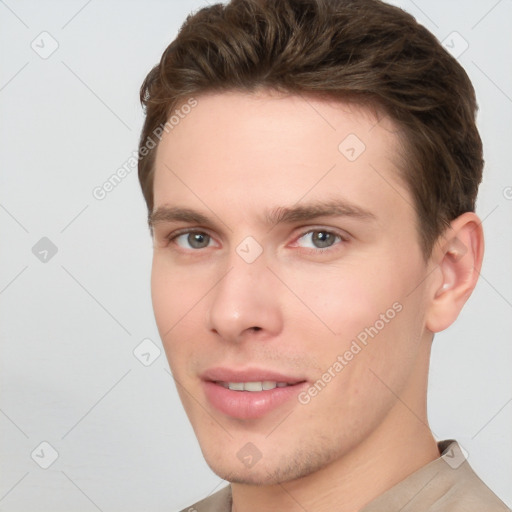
[201,368,308,420]
[215,381,296,391]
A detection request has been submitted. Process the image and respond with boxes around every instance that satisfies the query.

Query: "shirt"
[180,440,509,511]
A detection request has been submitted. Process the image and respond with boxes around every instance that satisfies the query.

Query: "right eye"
[171,231,215,250]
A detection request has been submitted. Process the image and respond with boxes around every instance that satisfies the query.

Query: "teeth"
[223,381,291,392]
[244,382,263,392]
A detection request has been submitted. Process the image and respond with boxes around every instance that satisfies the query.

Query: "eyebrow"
[149,200,376,229]
[265,200,376,225]
[148,207,210,227]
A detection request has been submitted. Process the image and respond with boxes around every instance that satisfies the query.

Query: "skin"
[149,90,484,512]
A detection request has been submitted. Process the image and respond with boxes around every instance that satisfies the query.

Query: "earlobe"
[425,212,484,333]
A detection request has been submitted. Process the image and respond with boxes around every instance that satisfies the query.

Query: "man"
[137,0,509,510]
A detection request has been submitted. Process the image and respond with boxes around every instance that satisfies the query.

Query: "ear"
[425,212,484,333]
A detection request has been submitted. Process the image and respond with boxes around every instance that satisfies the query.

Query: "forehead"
[152,90,411,220]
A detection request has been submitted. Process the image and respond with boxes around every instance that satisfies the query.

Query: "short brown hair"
[138,0,483,256]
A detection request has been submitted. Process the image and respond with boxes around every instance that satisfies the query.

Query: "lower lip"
[202,381,307,420]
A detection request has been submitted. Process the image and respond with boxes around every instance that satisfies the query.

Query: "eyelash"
[166,228,216,248]
[165,227,349,253]
[291,228,349,253]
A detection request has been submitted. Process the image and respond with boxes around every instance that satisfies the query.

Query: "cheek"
[150,257,205,362]
[297,261,425,398]
[282,263,400,343]
[284,258,425,381]
[151,255,211,327]
[320,256,423,337]
[151,260,179,337]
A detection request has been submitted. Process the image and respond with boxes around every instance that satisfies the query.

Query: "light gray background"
[0,1,511,510]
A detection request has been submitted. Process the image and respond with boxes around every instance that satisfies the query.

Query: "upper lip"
[201,367,306,384]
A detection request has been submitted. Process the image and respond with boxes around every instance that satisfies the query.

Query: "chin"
[202,444,338,486]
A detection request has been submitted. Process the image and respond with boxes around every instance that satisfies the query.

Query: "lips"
[201,367,308,420]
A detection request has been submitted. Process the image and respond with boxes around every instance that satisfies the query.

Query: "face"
[150,90,434,485]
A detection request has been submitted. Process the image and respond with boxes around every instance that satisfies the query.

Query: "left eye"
[174,232,214,249]
[295,230,342,249]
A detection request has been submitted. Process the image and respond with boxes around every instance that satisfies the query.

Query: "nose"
[206,257,283,343]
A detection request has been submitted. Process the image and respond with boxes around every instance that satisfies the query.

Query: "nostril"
[251,326,262,332]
